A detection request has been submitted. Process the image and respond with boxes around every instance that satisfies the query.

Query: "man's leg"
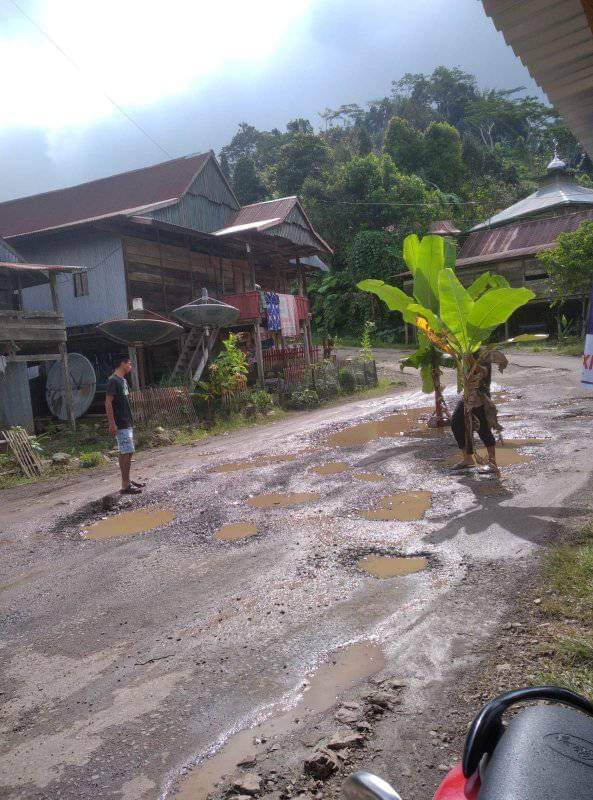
[119,453,132,489]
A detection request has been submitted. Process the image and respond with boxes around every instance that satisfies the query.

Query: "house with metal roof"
[456,155,593,334]
[0,152,332,392]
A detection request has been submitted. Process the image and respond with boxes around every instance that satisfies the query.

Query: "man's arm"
[105,394,117,436]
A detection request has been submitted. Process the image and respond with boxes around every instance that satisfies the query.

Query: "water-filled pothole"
[328,408,430,448]
[173,640,384,800]
[83,508,175,539]
[215,523,258,542]
[246,492,320,509]
[209,455,296,474]
[353,472,384,483]
[445,447,531,468]
[310,462,349,475]
[359,491,432,522]
[356,554,427,578]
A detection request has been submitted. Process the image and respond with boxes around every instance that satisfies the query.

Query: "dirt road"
[1,350,591,800]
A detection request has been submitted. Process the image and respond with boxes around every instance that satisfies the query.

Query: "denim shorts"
[115,427,135,454]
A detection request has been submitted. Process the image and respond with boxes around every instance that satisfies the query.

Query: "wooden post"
[302,321,311,366]
[137,346,146,389]
[246,242,256,290]
[157,230,168,312]
[296,256,307,297]
[128,346,140,391]
[49,272,76,429]
[253,323,265,386]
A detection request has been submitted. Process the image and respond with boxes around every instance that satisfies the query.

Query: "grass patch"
[538,520,593,695]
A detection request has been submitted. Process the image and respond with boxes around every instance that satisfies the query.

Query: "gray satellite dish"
[173,289,240,328]
[46,353,97,421]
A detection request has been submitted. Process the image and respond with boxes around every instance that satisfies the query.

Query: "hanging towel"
[265,292,281,332]
[279,294,298,338]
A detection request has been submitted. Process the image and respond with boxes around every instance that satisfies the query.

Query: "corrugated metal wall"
[148,158,239,233]
[0,237,20,263]
[270,205,320,250]
[19,229,127,327]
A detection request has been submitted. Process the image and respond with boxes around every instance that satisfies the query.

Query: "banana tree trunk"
[462,355,474,456]
[431,356,449,427]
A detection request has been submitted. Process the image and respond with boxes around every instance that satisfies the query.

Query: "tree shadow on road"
[424,476,591,546]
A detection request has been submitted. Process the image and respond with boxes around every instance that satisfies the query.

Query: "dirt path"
[1,350,591,800]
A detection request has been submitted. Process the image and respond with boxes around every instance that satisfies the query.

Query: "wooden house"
[455,155,593,333]
[0,236,83,430]
[0,152,331,392]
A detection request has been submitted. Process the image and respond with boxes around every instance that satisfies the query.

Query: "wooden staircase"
[171,326,220,384]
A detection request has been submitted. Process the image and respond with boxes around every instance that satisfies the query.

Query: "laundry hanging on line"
[278,294,298,337]
[265,292,281,332]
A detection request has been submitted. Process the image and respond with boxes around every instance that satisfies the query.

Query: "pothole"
[209,455,296,474]
[246,492,320,509]
[82,507,175,539]
[327,408,431,448]
[310,462,349,476]
[173,640,385,800]
[445,448,531,468]
[215,523,258,542]
[359,491,432,522]
[356,554,428,578]
[352,472,384,483]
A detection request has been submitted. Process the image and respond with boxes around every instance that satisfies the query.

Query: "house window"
[73,271,89,297]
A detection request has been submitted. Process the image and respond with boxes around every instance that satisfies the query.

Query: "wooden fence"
[129,386,198,427]
[262,346,323,391]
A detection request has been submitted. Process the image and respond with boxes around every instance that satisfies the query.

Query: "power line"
[8,0,172,159]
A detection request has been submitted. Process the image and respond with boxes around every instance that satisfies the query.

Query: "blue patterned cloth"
[265,292,281,331]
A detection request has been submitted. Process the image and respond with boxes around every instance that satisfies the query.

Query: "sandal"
[131,480,146,488]
[477,462,500,475]
[450,461,475,472]
[120,485,142,495]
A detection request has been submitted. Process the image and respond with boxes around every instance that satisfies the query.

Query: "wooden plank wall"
[122,236,293,315]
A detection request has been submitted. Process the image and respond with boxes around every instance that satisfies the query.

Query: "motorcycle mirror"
[342,771,402,800]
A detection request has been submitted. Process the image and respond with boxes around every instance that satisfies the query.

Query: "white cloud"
[0,0,311,131]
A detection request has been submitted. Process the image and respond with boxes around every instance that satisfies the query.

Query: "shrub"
[80,451,105,468]
[249,389,274,414]
[338,368,356,393]
[287,388,320,410]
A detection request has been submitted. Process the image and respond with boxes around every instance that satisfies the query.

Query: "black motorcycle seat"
[479,704,593,800]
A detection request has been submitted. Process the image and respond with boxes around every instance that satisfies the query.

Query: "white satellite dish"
[46,353,97,421]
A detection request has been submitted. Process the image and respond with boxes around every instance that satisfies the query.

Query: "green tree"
[538,221,593,336]
[274,133,331,196]
[232,156,267,204]
[383,116,424,174]
[423,121,464,191]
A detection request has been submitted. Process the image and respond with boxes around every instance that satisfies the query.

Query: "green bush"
[338,368,356,393]
[80,451,105,468]
[287,388,320,410]
[249,389,274,414]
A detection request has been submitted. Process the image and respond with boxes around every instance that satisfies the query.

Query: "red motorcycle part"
[433,765,479,800]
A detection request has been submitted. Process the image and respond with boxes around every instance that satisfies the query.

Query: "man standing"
[105,355,143,494]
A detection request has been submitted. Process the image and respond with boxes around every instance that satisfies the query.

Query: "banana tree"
[359,261,535,453]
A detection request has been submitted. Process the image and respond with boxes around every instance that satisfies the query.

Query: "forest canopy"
[219,67,591,341]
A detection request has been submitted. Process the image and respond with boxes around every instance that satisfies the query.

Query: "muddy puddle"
[445,447,532,468]
[310,461,349,476]
[357,554,428,578]
[353,472,384,483]
[328,408,430,448]
[174,640,385,800]
[215,523,258,542]
[83,507,175,540]
[247,492,320,509]
[501,438,546,447]
[360,491,432,522]
[209,455,296,474]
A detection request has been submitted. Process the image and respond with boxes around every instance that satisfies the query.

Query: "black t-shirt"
[106,374,133,429]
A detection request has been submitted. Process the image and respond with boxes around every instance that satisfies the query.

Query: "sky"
[0,0,543,202]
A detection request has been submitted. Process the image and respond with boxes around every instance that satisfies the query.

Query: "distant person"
[450,355,499,475]
[105,355,144,494]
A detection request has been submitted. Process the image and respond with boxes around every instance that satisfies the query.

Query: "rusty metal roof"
[0,153,211,239]
[429,219,461,236]
[458,207,593,267]
[230,197,298,227]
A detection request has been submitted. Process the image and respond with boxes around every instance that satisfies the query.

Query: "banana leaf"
[466,287,535,348]
[356,279,412,313]
[467,272,510,299]
[437,268,473,351]
[403,234,421,272]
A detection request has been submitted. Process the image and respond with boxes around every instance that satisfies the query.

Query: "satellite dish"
[46,353,97,421]
[173,289,239,328]
[97,317,184,346]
